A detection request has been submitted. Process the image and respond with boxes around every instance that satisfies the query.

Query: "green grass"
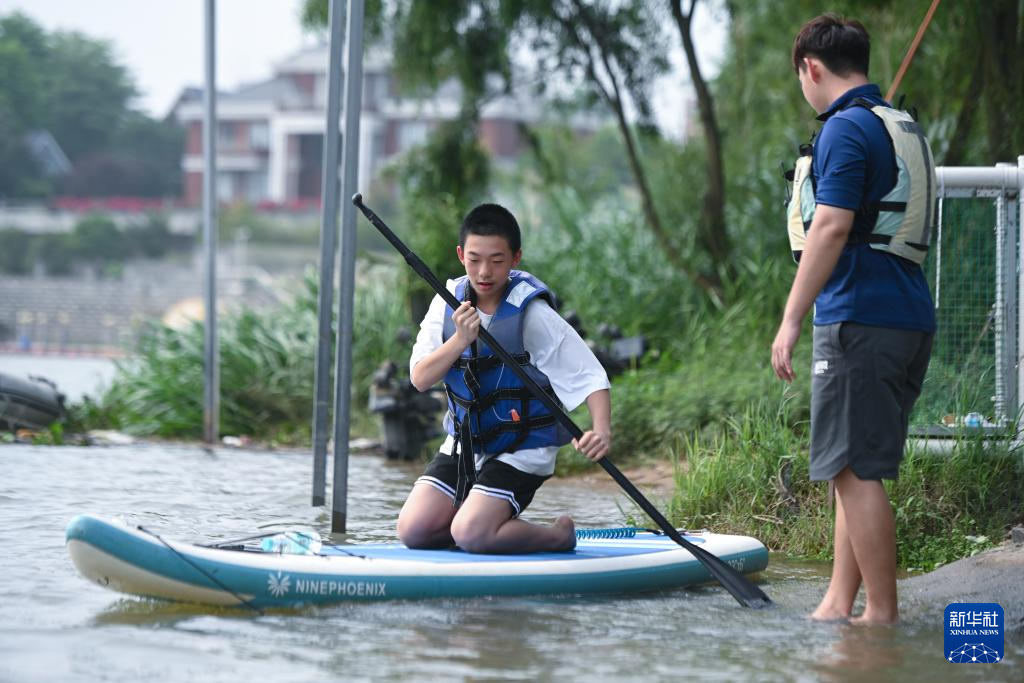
[661,401,1024,570]
[70,267,408,443]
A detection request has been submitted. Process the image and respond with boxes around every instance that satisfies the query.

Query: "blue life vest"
[441,270,573,460]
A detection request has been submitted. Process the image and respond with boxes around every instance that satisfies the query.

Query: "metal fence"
[912,158,1023,434]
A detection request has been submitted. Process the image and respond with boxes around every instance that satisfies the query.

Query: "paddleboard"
[66,514,768,608]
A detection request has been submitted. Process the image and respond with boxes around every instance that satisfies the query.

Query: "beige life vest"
[786,100,936,265]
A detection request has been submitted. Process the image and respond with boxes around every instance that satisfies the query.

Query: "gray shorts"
[809,322,933,481]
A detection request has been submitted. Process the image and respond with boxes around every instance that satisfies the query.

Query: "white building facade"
[171,45,564,207]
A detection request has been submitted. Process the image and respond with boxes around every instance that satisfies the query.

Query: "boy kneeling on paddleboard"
[398,203,611,553]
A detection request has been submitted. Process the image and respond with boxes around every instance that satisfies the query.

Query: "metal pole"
[1018,155,1024,432]
[935,165,1021,191]
[1003,173,1018,427]
[202,0,219,444]
[330,0,365,533]
[311,0,346,507]
[995,181,1008,425]
[996,161,1019,427]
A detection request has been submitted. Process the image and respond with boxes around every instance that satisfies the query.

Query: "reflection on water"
[0,444,1019,682]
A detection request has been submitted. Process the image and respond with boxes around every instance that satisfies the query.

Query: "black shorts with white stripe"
[416,452,550,517]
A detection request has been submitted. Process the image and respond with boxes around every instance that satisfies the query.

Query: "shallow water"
[0,444,1019,682]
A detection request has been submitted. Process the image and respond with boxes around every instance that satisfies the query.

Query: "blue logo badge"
[945,602,1004,663]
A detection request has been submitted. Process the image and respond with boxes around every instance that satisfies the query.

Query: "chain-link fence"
[911,161,1022,434]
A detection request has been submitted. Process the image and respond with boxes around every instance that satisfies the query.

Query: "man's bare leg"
[450,492,576,554]
[397,483,458,549]
[833,467,899,625]
[811,485,862,621]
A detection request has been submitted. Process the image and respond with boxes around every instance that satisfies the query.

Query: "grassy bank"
[661,401,1024,571]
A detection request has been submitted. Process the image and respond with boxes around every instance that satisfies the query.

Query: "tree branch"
[670,0,732,277]
[561,0,722,296]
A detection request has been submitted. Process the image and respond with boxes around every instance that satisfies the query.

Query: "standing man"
[771,14,936,625]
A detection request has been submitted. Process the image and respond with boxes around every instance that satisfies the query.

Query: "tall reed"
[74,266,407,442]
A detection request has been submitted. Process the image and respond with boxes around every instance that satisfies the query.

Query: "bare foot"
[850,611,899,626]
[553,516,576,551]
[809,601,851,622]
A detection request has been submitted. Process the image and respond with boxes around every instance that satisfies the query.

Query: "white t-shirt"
[410,278,610,476]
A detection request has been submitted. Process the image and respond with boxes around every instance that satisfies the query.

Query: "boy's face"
[457,234,521,304]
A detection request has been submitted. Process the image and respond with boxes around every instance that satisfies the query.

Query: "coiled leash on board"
[576,527,659,540]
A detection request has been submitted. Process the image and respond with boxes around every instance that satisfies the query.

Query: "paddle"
[352,193,772,609]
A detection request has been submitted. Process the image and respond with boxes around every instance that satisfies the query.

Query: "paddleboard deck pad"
[66,514,768,607]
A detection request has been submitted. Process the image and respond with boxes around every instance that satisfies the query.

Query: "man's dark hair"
[459,203,522,253]
[792,13,870,77]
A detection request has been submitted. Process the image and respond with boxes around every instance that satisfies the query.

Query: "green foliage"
[0,14,48,197]
[0,229,32,274]
[128,216,175,259]
[44,30,136,162]
[79,268,408,441]
[71,214,129,263]
[0,215,182,276]
[300,0,387,43]
[892,437,1024,570]
[666,402,1024,568]
[28,233,76,276]
[217,203,320,246]
[63,112,184,197]
[387,108,492,320]
[0,11,181,199]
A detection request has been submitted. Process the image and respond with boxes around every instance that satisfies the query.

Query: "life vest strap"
[845,232,927,252]
[474,414,558,444]
[446,385,559,413]
[452,353,532,373]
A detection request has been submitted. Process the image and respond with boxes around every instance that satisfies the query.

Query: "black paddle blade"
[686,541,772,608]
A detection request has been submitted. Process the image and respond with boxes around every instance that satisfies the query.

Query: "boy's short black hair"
[792,13,870,77]
[459,203,522,253]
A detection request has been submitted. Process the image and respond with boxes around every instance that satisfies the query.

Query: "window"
[249,122,269,150]
[218,122,237,150]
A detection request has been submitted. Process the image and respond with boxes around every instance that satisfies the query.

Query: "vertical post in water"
[311,0,346,507]
[330,0,365,533]
[202,0,219,444]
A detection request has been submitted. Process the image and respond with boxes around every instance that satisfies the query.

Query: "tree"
[0,14,48,197]
[0,229,33,274]
[44,30,137,162]
[305,0,733,298]
[532,1,726,294]
[62,110,184,198]
[71,214,130,265]
[0,12,181,199]
[670,0,732,281]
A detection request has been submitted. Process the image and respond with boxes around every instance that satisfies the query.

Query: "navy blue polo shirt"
[811,83,936,332]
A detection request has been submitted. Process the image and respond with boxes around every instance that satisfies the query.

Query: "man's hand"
[451,301,480,346]
[771,204,853,384]
[573,430,611,462]
[771,318,802,383]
